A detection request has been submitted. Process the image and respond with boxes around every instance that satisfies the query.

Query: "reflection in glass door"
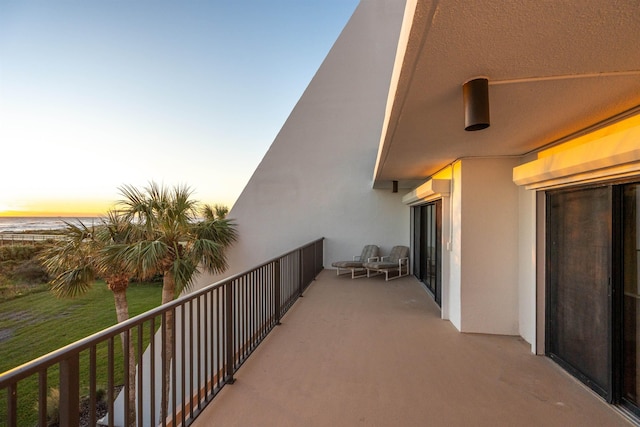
[412,201,441,305]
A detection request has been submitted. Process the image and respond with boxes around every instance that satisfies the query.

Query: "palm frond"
[118,184,157,235]
[201,204,230,220]
[190,239,229,273]
[49,266,96,298]
[140,240,171,274]
[193,218,238,246]
[170,257,198,294]
[40,219,98,278]
[201,204,215,221]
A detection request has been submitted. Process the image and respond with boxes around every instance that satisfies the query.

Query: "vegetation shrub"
[47,387,60,426]
[33,387,60,427]
[0,244,44,261]
[0,243,52,301]
[11,259,50,284]
[0,259,17,275]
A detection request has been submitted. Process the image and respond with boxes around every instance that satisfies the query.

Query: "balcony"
[192,271,632,427]
[0,238,633,426]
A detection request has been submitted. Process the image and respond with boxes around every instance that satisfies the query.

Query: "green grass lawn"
[0,280,163,425]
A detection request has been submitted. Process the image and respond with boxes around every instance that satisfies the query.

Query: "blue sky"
[0,1,358,215]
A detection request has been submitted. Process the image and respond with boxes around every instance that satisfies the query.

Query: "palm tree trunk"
[161,271,176,421]
[112,288,136,426]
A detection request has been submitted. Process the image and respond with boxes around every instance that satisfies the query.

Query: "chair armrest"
[381,256,390,261]
[399,257,409,266]
[353,255,362,261]
[367,256,379,262]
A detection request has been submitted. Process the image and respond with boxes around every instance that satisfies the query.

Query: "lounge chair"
[331,245,380,279]
[364,245,410,281]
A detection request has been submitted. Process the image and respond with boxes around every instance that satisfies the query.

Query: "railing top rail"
[0,237,324,387]
[0,233,65,239]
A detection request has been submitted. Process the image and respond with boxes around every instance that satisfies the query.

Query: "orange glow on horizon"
[0,211,103,218]
[0,199,114,218]
[0,196,235,218]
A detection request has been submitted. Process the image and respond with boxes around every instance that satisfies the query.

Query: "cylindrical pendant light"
[463,77,490,131]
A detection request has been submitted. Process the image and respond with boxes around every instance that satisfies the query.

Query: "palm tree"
[205,203,229,219]
[40,212,139,426]
[113,182,238,419]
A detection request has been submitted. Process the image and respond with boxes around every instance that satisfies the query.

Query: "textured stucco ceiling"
[374,0,640,188]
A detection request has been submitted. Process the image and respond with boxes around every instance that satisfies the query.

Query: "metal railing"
[0,238,324,426]
[0,234,65,244]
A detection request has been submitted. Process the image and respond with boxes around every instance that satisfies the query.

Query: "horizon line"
[0,212,103,218]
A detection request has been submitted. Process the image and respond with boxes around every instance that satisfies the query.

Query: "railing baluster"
[216,287,222,390]
[171,307,177,427]
[224,282,235,384]
[267,266,271,329]
[211,290,215,396]
[150,316,156,427]
[261,268,266,336]
[137,323,144,427]
[108,338,115,427]
[303,247,306,288]
[257,271,261,340]
[239,277,243,361]
[38,369,47,427]
[251,273,256,349]
[89,346,97,426]
[197,294,202,410]
[205,291,211,399]
[59,353,80,427]
[243,275,248,359]
[161,312,167,427]
[181,304,186,426]
[7,382,17,427]
[275,259,281,325]
[190,301,194,418]
[123,329,130,427]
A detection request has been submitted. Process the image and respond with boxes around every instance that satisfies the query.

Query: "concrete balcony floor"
[193,270,633,427]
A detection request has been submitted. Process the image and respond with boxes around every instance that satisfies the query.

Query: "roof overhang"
[373,0,640,190]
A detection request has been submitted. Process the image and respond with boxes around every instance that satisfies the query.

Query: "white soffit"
[403,179,451,205]
[373,0,418,184]
[374,0,640,188]
[513,125,640,190]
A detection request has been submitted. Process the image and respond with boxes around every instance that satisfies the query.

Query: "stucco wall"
[448,161,463,330]
[194,0,410,288]
[518,177,537,352]
[458,157,520,335]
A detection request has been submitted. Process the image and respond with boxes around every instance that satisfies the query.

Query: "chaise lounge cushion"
[363,245,410,280]
[332,245,380,278]
[332,245,379,269]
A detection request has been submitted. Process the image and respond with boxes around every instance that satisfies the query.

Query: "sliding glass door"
[412,201,442,305]
[546,186,612,399]
[546,181,640,415]
[622,183,640,414]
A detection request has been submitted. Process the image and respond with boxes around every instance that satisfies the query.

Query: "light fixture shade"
[463,77,490,131]
[392,180,398,193]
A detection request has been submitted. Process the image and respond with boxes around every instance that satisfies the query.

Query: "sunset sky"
[0,1,358,217]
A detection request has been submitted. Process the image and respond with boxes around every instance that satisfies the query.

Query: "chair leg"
[351,268,368,279]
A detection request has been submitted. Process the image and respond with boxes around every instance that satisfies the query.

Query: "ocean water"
[0,217,100,233]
